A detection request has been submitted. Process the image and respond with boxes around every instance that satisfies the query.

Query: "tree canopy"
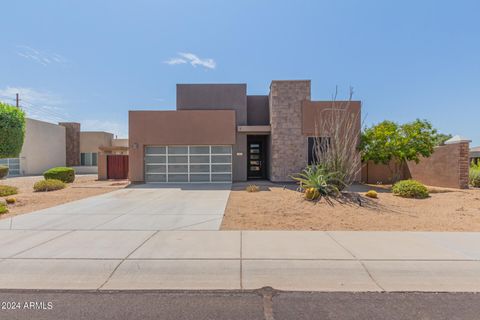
[0,102,26,158]
[360,119,439,181]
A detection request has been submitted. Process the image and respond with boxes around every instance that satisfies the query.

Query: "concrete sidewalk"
[0,230,480,291]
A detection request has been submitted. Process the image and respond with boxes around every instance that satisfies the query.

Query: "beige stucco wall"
[19,118,66,175]
[112,138,128,148]
[80,132,114,153]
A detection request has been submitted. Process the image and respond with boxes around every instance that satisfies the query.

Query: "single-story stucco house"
[128,80,361,183]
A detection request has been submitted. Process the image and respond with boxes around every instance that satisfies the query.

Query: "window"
[307,137,330,165]
[80,152,98,166]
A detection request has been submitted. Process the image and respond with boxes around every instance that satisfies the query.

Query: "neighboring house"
[129,80,361,183]
[58,123,129,175]
[1,119,125,177]
[471,146,480,163]
[1,118,66,176]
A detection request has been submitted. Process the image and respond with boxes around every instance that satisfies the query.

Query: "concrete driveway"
[0,183,232,231]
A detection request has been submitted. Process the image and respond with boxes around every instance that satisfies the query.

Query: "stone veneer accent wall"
[59,122,80,166]
[269,80,311,182]
[459,142,470,189]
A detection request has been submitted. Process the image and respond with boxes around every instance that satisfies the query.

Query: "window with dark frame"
[307,137,331,165]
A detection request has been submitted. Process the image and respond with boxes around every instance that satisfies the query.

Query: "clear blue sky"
[1,0,479,145]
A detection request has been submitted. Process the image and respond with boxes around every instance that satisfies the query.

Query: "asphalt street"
[1,288,479,320]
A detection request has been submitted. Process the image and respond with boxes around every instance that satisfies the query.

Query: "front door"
[247,139,266,179]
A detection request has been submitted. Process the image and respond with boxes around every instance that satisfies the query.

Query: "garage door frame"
[145,145,232,183]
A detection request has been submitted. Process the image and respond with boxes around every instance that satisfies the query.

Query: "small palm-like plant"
[292,165,345,199]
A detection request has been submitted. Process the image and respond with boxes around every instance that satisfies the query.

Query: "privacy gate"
[107,155,129,179]
[144,145,232,183]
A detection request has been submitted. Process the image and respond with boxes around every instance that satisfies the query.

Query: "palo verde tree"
[0,102,26,158]
[360,119,439,182]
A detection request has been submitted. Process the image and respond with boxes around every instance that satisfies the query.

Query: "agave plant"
[292,165,346,198]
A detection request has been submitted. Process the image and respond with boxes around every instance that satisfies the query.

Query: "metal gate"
[144,145,232,183]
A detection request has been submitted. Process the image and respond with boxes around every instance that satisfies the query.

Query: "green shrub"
[292,165,345,198]
[0,185,18,197]
[392,180,429,199]
[5,197,16,204]
[0,102,26,158]
[33,179,66,192]
[470,161,480,188]
[0,203,7,214]
[43,167,75,183]
[0,165,8,179]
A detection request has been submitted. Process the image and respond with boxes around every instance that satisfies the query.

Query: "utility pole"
[16,93,20,108]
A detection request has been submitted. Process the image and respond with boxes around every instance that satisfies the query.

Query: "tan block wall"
[269,80,311,182]
[20,118,66,175]
[362,142,470,189]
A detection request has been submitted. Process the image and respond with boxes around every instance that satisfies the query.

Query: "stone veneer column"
[459,142,470,189]
[269,80,311,182]
[59,122,81,166]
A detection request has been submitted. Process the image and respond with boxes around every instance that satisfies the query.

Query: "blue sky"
[1,0,479,145]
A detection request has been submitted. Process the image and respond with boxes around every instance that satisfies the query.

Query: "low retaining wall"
[361,141,470,189]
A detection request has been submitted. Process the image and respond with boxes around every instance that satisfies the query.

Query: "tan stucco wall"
[302,101,361,136]
[19,118,66,175]
[361,142,470,189]
[98,154,107,180]
[128,110,236,182]
[80,132,114,153]
[112,138,128,147]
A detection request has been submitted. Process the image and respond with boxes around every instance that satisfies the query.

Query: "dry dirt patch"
[221,182,480,231]
[0,175,128,218]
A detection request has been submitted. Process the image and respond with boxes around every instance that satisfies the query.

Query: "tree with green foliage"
[360,119,438,182]
[0,102,26,158]
[433,133,452,146]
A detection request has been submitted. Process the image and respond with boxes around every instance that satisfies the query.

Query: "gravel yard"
[0,175,128,218]
[221,182,480,231]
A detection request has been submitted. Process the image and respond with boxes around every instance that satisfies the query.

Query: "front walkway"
[0,230,480,291]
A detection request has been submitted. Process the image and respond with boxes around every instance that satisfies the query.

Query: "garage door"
[145,145,232,183]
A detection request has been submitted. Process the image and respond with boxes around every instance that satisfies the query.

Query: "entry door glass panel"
[248,140,265,178]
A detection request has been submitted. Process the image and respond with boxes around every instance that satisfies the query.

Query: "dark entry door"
[247,139,266,179]
[107,155,129,179]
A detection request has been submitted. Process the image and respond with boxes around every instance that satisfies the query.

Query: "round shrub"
[365,190,378,198]
[34,179,66,192]
[43,167,75,183]
[0,165,8,179]
[305,187,320,201]
[0,203,7,214]
[0,102,26,158]
[0,185,18,197]
[246,184,260,192]
[392,180,429,199]
[470,164,480,188]
[5,197,16,204]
